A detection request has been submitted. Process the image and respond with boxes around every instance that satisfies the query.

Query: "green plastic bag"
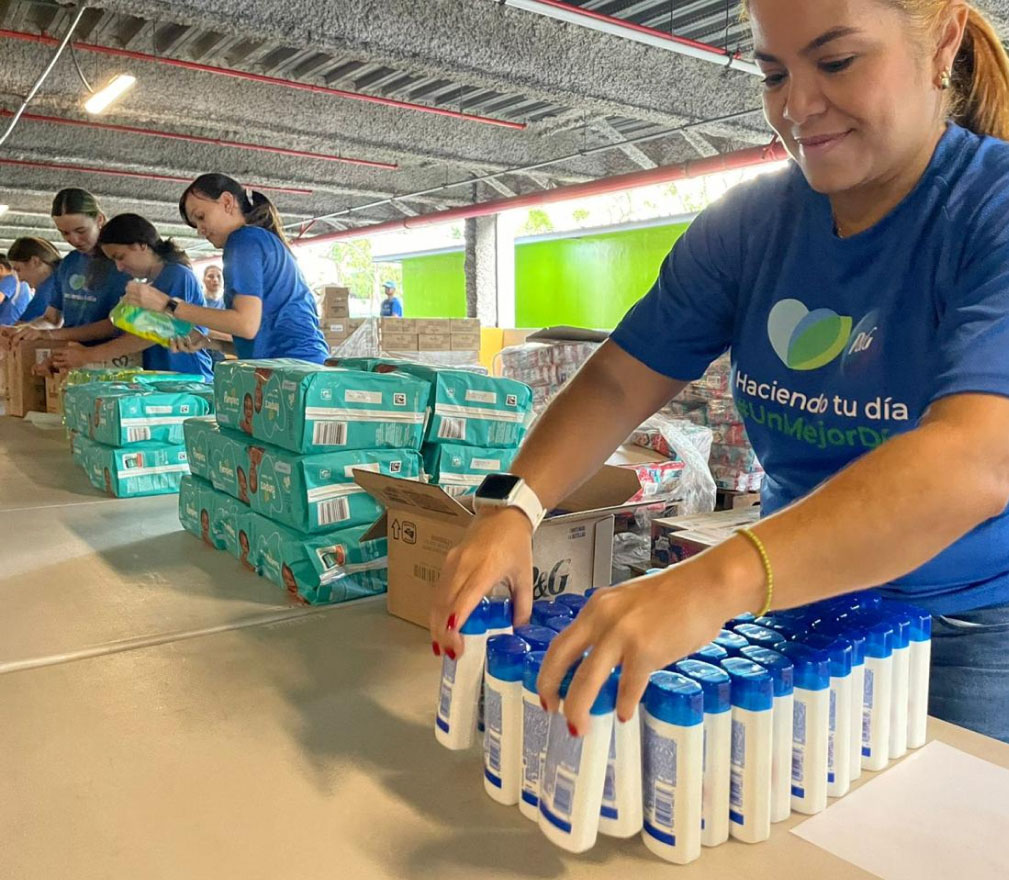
[110,301,193,348]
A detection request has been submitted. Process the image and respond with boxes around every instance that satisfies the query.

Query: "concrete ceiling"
[1,0,1007,254]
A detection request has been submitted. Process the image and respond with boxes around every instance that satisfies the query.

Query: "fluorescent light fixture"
[84,74,136,115]
[0,205,8,216]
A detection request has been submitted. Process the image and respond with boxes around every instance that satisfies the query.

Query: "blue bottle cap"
[486,596,513,631]
[645,671,704,727]
[513,624,557,652]
[673,659,731,714]
[882,601,931,641]
[555,593,589,615]
[739,645,794,697]
[459,598,489,636]
[779,643,830,691]
[531,601,573,627]
[719,658,774,712]
[545,615,573,634]
[812,620,867,665]
[885,613,910,650]
[849,615,893,659]
[689,642,729,664]
[486,634,530,682]
[754,616,799,636]
[733,623,788,650]
[713,629,749,655]
[835,590,883,613]
[584,587,601,599]
[559,665,619,716]
[725,612,756,627]
[523,650,546,694]
[802,633,853,678]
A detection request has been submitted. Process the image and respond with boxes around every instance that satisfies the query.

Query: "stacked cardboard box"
[180,359,432,605]
[379,318,481,354]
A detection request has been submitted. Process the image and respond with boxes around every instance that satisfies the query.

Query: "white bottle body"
[728,704,773,844]
[848,663,865,782]
[790,685,829,815]
[641,708,704,864]
[701,708,732,845]
[907,638,931,749]
[434,632,488,750]
[599,707,643,838]
[827,674,852,798]
[483,672,523,805]
[539,704,613,853]
[771,693,794,823]
[889,644,910,759]
[520,687,550,821]
[862,654,893,771]
[477,624,512,734]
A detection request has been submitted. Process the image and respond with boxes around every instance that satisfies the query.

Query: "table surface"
[2,416,1007,880]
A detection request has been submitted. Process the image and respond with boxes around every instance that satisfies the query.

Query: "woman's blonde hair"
[741,1,1009,140]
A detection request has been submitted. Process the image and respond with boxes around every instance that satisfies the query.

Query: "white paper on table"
[791,741,1009,880]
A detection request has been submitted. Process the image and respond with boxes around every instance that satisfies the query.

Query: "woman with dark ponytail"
[50,214,213,380]
[123,173,328,363]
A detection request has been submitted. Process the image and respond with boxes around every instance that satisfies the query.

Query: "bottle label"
[828,688,837,783]
[540,713,583,834]
[862,667,875,757]
[483,686,504,787]
[791,699,807,798]
[643,720,678,845]
[601,725,618,820]
[730,719,745,825]
[436,657,457,733]
[522,699,549,806]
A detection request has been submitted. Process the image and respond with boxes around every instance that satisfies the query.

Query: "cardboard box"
[380,332,419,351]
[651,506,760,567]
[415,319,454,335]
[450,331,482,351]
[381,318,416,333]
[321,286,350,319]
[450,318,481,334]
[45,373,67,415]
[418,333,452,352]
[7,340,63,417]
[501,329,536,349]
[356,465,645,628]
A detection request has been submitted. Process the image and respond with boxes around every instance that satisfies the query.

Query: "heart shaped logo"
[767,299,852,371]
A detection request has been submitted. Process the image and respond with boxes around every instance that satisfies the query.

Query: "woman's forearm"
[174,301,258,338]
[50,319,116,343]
[82,333,152,360]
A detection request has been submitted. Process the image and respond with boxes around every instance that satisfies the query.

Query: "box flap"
[526,325,609,344]
[354,470,472,523]
[606,443,671,467]
[553,464,642,513]
[361,512,389,542]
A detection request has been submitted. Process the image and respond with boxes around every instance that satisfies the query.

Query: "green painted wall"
[395,220,691,329]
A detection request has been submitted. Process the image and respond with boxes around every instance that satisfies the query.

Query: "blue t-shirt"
[139,263,214,381]
[49,250,130,328]
[611,124,1009,615]
[19,272,57,323]
[222,226,328,363]
[0,276,30,325]
[380,296,403,317]
[205,296,226,310]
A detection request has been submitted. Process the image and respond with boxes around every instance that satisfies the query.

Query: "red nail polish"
[617,714,629,724]
[446,648,457,661]
[540,697,548,711]
[446,614,457,631]
[432,641,441,657]
[567,722,579,738]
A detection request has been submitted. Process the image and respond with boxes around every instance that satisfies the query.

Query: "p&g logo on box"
[532,559,570,600]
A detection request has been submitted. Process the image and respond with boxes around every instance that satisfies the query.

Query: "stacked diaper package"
[65,373,213,498]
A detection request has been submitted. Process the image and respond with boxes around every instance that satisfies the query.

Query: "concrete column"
[464,215,498,325]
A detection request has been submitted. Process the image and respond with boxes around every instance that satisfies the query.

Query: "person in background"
[380,280,403,317]
[202,264,225,309]
[433,0,1009,744]
[0,256,32,325]
[50,214,213,381]
[123,173,328,363]
[6,237,62,325]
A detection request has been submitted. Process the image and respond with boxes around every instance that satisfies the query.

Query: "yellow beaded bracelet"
[736,527,774,617]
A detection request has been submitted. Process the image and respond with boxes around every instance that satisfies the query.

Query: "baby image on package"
[182,416,219,482]
[179,476,257,571]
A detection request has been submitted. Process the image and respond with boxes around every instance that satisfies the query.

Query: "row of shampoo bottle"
[599,698,643,839]
[520,648,555,820]
[436,599,490,750]
[483,634,530,805]
[780,643,830,815]
[478,597,514,734]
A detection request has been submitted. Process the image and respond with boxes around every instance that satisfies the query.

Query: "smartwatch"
[473,474,546,532]
[165,297,181,315]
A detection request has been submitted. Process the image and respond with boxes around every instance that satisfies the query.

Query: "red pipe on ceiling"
[0,28,527,131]
[0,156,313,194]
[0,108,398,169]
[291,140,788,246]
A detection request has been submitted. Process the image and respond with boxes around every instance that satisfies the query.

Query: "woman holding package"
[49,214,214,381]
[432,0,1009,744]
[122,173,328,364]
[6,237,62,324]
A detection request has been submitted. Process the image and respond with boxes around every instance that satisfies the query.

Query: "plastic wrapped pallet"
[251,513,388,605]
[213,359,430,453]
[422,443,518,497]
[75,434,190,497]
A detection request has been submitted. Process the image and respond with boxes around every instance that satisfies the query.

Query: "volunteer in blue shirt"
[202,264,225,309]
[380,280,403,317]
[0,257,31,325]
[50,214,214,381]
[6,237,62,325]
[433,0,1009,744]
[122,173,328,364]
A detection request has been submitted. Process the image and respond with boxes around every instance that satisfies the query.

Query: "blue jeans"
[929,600,1009,743]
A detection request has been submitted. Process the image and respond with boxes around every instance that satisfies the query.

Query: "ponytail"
[98,213,192,267]
[949,6,1009,140]
[179,173,290,249]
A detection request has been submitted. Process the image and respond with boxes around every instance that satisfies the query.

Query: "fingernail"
[567,722,579,738]
[617,713,630,724]
[446,648,457,661]
[539,697,548,711]
[446,614,457,632]
[431,641,441,657]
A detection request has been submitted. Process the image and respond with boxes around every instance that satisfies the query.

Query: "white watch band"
[509,480,546,532]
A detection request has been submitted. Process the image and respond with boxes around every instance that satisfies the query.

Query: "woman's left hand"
[123,281,169,312]
[537,563,738,736]
[51,342,91,371]
[169,329,214,354]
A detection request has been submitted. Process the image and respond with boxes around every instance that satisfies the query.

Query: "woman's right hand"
[430,507,535,659]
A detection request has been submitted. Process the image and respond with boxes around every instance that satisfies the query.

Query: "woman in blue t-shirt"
[433,0,1009,743]
[50,214,213,381]
[0,257,31,325]
[122,173,328,364]
[6,237,62,325]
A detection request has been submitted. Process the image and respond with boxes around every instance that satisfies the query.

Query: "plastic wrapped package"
[75,434,189,497]
[423,442,518,496]
[627,415,715,515]
[110,301,193,347]
[328,318,485,370]
[710,466,765,492]
[611,532,653,584]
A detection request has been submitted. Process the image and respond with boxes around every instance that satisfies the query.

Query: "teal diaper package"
[251,513,388,605]
[179,475,209,542]
[179,476,257,569]
[75,435,189,497]
[182,416,219,482]
[213,359,430,453]
[422,442,517,497]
